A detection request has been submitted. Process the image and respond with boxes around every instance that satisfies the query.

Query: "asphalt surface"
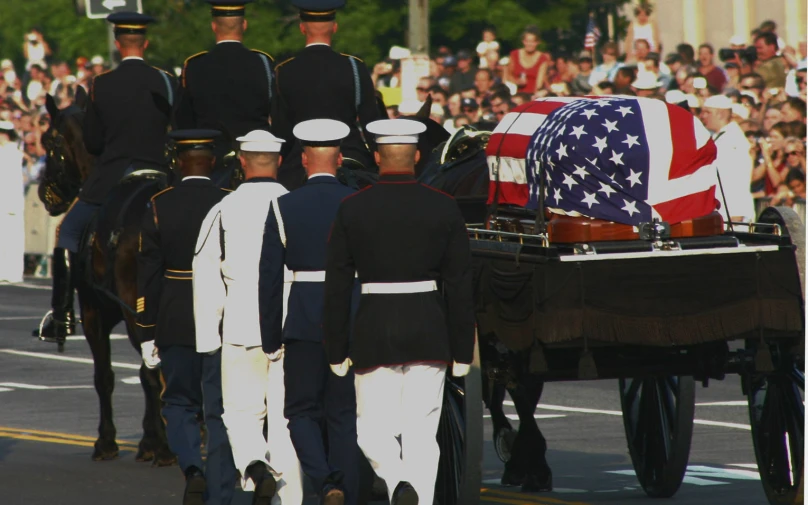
[0,280,776,505]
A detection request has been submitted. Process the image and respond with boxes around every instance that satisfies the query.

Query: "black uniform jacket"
[259,175,358,354]
[270,44,381,190]
[323,172,475,372]
[175,42,274,152]
[82,58,176,204]
[136,177,230,348]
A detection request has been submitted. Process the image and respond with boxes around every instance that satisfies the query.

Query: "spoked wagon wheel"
[435,331,483,505]
[618,376,696,498]
[746,358,804,505]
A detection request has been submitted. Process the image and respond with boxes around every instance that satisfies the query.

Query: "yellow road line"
[0,431,137,451]
[482,488,592,505]
[0,426,138,448]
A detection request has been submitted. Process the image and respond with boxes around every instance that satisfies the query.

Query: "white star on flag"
[626,169,643,187]
[609,150,625,166]
[553,187,563,204]
[603,119,619,133]
[622,199,639,216]
[572,164,588,179]
[581,109,598,119]
[570,125,587,139]
[616,106,634,117]
[622,134,640,149]
[581,191,599,208]
[597,181,616,198]
[586,156,598,168]
[593,136,608,153]
[562,173,578,190]
[555,142,568,159]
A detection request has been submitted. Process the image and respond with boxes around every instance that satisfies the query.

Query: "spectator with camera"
[754,32,787,89]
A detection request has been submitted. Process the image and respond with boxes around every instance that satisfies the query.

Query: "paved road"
[0,281,771,505]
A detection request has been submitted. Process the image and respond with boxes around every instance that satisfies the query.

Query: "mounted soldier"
[258,119,361,505]
[174,0,275,187]
[34,12,176,345]
[271,0,382,190]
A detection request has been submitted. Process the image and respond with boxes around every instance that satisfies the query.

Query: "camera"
[718,46,757,63]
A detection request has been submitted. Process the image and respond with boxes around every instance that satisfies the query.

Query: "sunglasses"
[416,87,429,92]
[786,150,803,156]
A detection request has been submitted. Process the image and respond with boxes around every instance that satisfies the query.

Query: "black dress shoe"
[246,461,277,505]
[521,470,552,492]
[322,470,346,505]
[183,466,206,505]
[391,481,418,505]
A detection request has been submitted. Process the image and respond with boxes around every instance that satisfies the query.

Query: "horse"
[38,87,176,465]
[416,119,554,490]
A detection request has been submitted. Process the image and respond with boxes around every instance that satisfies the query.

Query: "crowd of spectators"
[371,8,807,216]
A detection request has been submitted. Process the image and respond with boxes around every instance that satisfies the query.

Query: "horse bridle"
[40,104,85,214]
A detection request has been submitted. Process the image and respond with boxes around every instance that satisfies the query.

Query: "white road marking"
[607,465,760,486]
[0,316,44,321]
[0,349,141,370]
[696,401,747,406]
[729,463,760,469]
[121,376,141,384]
[0,382,94,390]
[502,401,752,430]
[483,414,566,420]
[0,282,51,290]
[0,387,13,392]
[66,334,128,341]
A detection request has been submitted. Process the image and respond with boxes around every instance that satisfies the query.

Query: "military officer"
[271,0,382,190]
[258,119,360,505]
[35,11,176,345]
[136,129,237,505]
[193,130,303,505]
[174,0,275,186]
[323,119,476,505]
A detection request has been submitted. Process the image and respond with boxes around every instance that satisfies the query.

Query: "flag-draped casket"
[485,96,720,225]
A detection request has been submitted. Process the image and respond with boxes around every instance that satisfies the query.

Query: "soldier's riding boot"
[34,248,76,345]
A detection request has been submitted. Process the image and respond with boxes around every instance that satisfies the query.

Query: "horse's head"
[38,87,94,216]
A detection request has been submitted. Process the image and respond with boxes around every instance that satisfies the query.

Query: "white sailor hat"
[236,129,285,152]
[366,119,426,144]
[703,94,733,110]
[632,71,662,90]
[293,119,349,147]
[732,103,750,119]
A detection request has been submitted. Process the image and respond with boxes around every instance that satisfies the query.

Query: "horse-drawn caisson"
[421,95,805,505]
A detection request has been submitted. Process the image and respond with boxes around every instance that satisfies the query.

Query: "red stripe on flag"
[652,186,718,224]
[487,133,532,159]
[487,181,530,207]
[666,104,717,179]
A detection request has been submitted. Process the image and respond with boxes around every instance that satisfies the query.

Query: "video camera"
[718,46,757,63]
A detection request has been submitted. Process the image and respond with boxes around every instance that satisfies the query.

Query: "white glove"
[141,341,160,369]
[330,357,353,377]
[452,361,470,377]
[265,346,284,362]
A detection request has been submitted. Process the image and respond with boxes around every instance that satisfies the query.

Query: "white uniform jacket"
[714,121,755,223]
[193,178,289,353]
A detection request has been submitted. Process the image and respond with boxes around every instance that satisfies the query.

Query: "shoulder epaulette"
[151,65,175,78]
[181,51,208,87]
[341,53,364,63]
[275,56,295,71]
[149,186,174,203]
[220,188,234,193]
[251,49,274,62]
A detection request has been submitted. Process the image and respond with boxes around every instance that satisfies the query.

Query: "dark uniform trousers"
[136,178,236,504]
[160,346,237,505]
[259,176,361,502]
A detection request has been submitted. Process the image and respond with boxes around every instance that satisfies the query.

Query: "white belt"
[361,280,437,294]
[292,270,325,282]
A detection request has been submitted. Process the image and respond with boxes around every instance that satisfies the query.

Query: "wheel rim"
[494,425,515,463]
[748,365,805,502]
[619,376,695,498]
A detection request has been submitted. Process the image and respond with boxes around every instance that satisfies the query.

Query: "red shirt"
[510,49,550,94]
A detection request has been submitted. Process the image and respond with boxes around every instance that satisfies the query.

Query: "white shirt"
[713,121,755,222]
[193,179,289,352]
[122,56,144,62]
[308,173,336,179]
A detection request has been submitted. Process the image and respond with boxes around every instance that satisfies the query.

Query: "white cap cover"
[293,119,350,143]
[703,94,733,110]
[236,129,286,152]
[366,119,426,144]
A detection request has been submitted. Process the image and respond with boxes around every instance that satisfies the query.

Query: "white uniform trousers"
[221,343,303,504]
[354,363,447,504]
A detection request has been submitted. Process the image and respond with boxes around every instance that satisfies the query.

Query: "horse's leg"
[501,376,551,490]
[80,287,120,461]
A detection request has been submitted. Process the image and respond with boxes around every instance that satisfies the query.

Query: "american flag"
[584,16,600,50]
[485,97,719,226]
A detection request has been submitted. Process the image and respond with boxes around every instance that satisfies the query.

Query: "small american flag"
[584,16,600,50]
[486,97,720,226]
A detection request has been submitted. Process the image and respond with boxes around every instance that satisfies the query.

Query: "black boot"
[34,248,76,346]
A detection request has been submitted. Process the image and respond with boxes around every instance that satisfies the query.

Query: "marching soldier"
[193,130,303,505]
[136,129,237,505]
[323,119,476,505]
[258,119,360,505]
[174,0,275,186]
[34,12,176,345]
[271,0,382,190]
